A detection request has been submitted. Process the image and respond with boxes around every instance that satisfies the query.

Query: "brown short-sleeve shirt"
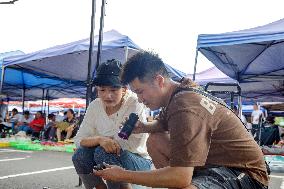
[159,84,268,186]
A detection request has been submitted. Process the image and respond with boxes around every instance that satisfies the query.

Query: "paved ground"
[0,148,283,189]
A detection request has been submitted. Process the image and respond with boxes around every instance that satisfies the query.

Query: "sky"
[0,0,284,74]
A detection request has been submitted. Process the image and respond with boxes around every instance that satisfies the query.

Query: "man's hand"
[132,120,146,134]
[94,164,125,182]
[121,117,145,134]
[94,164,194,188]
[99,137,121,156]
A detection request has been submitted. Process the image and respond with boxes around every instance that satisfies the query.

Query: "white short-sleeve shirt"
[251,110,263,124]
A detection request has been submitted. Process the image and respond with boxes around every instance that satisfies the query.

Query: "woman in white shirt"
[72,59,151,189]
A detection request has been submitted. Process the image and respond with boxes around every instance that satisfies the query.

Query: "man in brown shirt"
[95,51,269,189]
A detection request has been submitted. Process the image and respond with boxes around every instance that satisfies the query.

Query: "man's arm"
[95,166,194,188]
[32,123,44,127]
[134,119,166,133]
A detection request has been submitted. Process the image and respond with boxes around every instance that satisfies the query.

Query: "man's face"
[130,77,163,110]
[49,116,55,122]
[66,111,73,119]
[35,112,41,118]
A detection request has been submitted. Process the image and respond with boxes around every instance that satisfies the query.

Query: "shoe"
[0,132,6,138]
[64,139,73,143]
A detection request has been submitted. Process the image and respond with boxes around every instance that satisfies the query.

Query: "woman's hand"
[99,137,121,156]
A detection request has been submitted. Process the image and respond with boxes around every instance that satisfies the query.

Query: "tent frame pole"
[124,46,129,63]
[193,49,199,81]
[237,81,242,118]
[95,0,106,71]
[86,0,97,107]
[47,89,49,115]
[230,92,234,109]
[0,65,6,95]
[41,89,45,112]
[89,0,106,105]
[22,87,25,114]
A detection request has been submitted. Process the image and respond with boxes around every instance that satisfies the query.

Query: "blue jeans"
[72,146,152,189]
[18,125,33,133]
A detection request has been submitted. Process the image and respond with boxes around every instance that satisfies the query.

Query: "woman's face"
[67,110,74,119]
[97,86,126,108]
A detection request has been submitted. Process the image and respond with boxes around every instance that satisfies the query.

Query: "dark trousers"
[191,166,267,189]
[251,124,259,136]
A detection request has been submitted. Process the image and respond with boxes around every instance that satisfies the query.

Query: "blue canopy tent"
[2,30,185,98]
[187,66,235,85]
[194,19,284,104]
[165,64,186,81]
[1,50,85,101]
[1,30,138,101]
[0,51,25,101]
[2,30,138,86]
[0,51,24,60]
[1,68,85,99]
[189,66,284,102]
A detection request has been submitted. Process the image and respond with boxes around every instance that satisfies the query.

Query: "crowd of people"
[0,108,80,142]
[233,104,284,145]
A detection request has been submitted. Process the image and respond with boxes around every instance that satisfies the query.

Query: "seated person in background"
[42,113,57,141]
[94,51,268,189]
[15,111,33,133]
[72,59,151,189]
[56,109,78,142]
[18,111,45,137]
[0,115,5,137]
[0,108,22,133]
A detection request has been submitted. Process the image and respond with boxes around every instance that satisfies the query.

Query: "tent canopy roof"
[197,19,284,82]
[3,30,140,82]
[198,18,284,48]
[1,30,185,100]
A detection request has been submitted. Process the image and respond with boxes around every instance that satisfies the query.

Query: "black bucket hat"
[93,59,123,87]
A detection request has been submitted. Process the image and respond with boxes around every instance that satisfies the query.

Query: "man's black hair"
[37,111,43,115]
[12,108,18,113]
[67,109,75,117]
[120,51,170,85]
[24,110,30,115]
[48,113,55,119]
